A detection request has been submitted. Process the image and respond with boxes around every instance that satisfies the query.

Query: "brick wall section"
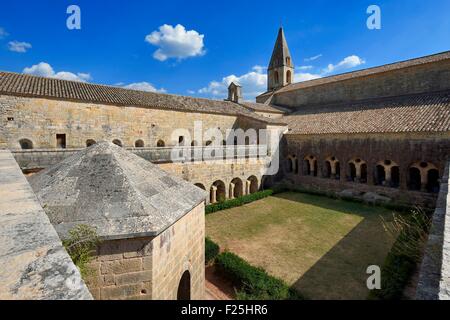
[267,59,450,108]
[86,203,205,300]
[416,162,450,300]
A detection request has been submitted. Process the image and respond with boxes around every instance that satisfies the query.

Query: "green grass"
[206,192,398,300]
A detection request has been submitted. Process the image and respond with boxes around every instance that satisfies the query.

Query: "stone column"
[385,166,392,185]
[309,160,314,176]
[355,164,362,182]
[229,183,235,199]
[420,170,428,192]
[245,180,251,195]
[211,186,217,204]
[367,162,375,186]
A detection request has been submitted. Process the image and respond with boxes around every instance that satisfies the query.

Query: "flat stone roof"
[0,150,92,300]
[29,142,208,240]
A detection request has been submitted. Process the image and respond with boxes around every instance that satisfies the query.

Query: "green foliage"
[369,208,431,300]
[205,237,220,264]
[62,225,100,278]
[206,190,274,214]
[216,251,303,300]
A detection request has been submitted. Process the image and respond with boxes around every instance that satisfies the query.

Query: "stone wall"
[416,162,450,300]
[282,132,450,208]
[86,203,205,300]
[0,95,266,150]
[269,58,450,108]
[0,151,92,300]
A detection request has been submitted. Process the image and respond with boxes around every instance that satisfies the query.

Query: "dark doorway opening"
[177,271,191,300]
[56,134,66,149]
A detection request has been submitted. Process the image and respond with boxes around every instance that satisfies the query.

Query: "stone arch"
[112,139,122,147]
[247,175,258,194]
[19,138,33,150]
[348,162,357,181]
[376,160,400,188]
[135,139,144,148]
[230,178,244,199]
[325,156,339,179]
[287,155,298,174]
[348,158,367,183]
[409,162,439,193]
[303,155,317,176]
[211,180,226,203]
[86,139,96,147]
[194,183,206,191]
[286,70,292,84]
[157,140,165,147]
[274,71,279,84]
[177,270,191,300]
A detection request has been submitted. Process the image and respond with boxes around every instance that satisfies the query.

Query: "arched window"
[194,183,206,190]
[19,139,33,150]
[274,71,279,84]
[135,139,144,148]
[112,139,123,147]
[86,139,96,147]
[286,70,292,84]
[286,57,291,65]
[157,140,165,147]
[211,180,226,203]
[230,178,244,198]
[177,271,191,300]
[248,176,258,194]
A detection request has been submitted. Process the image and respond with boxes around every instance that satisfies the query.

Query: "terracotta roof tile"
[0,71,286,125]
[284,91,450,135]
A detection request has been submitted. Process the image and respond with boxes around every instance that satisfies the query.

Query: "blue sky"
[0,0,449,101]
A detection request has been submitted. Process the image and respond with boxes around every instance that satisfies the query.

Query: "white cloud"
[0,27,8,39]
[304,54,322,62]
[23,62,92,82]
[198,66,267,101]
[145,24,205,61]
[122,82,166,93]
[322,55,365,74]
[8,41,32,53]
[294,72,322,82]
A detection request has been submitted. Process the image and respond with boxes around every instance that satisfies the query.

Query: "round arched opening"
[135,139,144,148]
[112,139,123,147]
[230,178,243,198]
[19,139,33,150]
[211,180,226,203]
[248,176,258,194]
[157,140,165,147]
[86,139,96,147]
[177,271,191,300]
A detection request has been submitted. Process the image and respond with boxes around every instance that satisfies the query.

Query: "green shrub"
[368,209,431,300]
[205,237,220,264]
[216,251,303,300]
[62,224,100,278]
[206,189,273,214]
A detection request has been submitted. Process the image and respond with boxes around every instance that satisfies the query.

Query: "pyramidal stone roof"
[29,142,207,240]
[268,27,293,70]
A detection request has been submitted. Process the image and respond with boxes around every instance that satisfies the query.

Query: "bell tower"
[267,27,294,91]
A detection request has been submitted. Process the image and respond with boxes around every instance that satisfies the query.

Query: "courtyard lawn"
[206,192,398,300]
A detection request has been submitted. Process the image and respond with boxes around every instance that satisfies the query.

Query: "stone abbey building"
[0,28,449,299]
